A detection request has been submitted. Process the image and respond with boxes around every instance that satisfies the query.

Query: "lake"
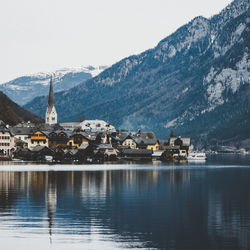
[1,154,250,250]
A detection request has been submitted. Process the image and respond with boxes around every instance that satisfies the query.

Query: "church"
[45,77,58,125]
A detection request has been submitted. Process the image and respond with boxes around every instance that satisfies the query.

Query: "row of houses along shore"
[0,78,193,163]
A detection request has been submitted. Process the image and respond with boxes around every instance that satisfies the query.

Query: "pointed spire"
[48,76,54,108]
[45,75,57,125]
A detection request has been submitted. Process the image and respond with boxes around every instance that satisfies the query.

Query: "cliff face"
[0,91,42,125]
[25,0,250,144]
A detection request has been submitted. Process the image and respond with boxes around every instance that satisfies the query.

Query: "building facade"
[0,128,14,156]
[29,131,49,150]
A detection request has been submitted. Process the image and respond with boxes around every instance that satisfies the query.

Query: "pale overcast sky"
[0,0,232,83]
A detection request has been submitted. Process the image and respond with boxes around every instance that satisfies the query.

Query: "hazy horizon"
[0,0,232,83]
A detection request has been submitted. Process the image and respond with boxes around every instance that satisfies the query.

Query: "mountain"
[25,0,250,147]
[0,91,42,125]
[0,66,107,105]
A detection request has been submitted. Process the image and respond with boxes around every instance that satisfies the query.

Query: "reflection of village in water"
[0,168,250,249]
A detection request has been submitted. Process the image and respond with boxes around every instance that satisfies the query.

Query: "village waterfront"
[1,77,248,163]
[1,154,250,250]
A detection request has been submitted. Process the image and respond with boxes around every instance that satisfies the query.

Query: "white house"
[80,120,116,133]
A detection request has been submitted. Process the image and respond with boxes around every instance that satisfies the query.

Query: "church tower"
[45,77,57,125]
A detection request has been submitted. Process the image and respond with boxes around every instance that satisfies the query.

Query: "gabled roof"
[123,134,136,142]
[71,131,98,141]
[118,131,158,145]
[117,132,132,142]
[11,127,34,135]
[40,130,51,137]
[133,132,157,145]
[48,130,72,137]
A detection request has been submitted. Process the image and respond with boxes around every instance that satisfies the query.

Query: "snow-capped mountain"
[26,0,249,147]
[0,66,107,105]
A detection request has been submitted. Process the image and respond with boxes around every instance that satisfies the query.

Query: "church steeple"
[48,76,55,109]
[45,76,57,125]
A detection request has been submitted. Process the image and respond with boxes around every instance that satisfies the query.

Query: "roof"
[117,131,131,141]
[0,120,5,126]
[0,127,14,136]
[69,149,78,155]
[11,127,34,135]
[163,145,180,150]
[48,130,72,137]
[32,145,48,152]
[59,122,81,130]
[20,148,31,153]
[80,120,116,132]
[78,144,89,150]
[40,130,51,137]
[120,131,157,145]
[47,77,55,111]
[97,144,114,150]
[71,131,98,141]
[123,149,152,155]
[133,132,157,145]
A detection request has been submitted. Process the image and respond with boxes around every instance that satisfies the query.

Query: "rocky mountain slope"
[0,66,107,105]
[25,0,250,145]
[0,91,42,125]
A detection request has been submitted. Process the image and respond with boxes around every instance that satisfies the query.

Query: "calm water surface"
[1,155,250,250]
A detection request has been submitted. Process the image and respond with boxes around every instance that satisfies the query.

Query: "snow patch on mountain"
[213,18,248,58]
[165,118,178,129]
[168,45,177,58]
[205,52,250,109]
[27,65,107,84]
[7,85,29,91]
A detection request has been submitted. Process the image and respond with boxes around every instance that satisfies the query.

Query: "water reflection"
[0,165,250,249]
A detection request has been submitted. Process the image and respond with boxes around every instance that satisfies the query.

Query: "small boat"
[187,152,207,161]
